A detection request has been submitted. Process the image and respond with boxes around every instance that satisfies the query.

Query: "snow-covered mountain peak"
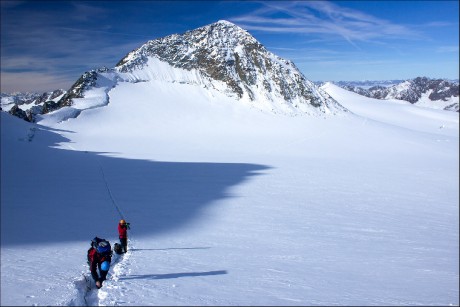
[4,21,345,123]
[116,20,261,72]
[112,20,344,115]
[216,19,238,26]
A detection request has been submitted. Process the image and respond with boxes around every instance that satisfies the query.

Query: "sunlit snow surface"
[1,81,458,306]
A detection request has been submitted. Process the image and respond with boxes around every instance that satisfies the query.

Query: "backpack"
[113,243,123,255]
[87,246,112,267]
[91,237,103,249]
[90,237,112,256]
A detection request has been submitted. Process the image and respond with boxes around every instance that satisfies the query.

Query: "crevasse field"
[1,81,458,306]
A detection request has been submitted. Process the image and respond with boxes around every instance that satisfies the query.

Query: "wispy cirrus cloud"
[230,1,423,47]
[71,1,109,22]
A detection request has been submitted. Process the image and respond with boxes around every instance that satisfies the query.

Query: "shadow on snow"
[1,117,271,246]
[119,270,228,280]
[129,247,211,251]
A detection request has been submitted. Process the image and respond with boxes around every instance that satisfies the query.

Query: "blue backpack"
[91,237,112,255]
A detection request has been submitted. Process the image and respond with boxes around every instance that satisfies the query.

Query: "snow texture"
[1,76,458,306]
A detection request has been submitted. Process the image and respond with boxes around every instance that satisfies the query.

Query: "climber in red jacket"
[118,219,130,253]
[87,237,112,289]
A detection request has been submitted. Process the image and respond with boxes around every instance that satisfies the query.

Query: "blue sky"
[1,1,458,93]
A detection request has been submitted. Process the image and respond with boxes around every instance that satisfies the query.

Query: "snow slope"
[1,80,458,306]
[321,82,459,137]
[114,20,342,116]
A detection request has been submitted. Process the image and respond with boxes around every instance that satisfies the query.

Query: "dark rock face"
[55,71,99,110]
[427,79,459,102]
[8,105,32,122]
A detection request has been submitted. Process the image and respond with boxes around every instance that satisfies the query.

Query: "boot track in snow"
[67,241,133,306]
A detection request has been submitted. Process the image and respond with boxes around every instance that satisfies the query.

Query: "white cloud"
[230,1,423,46]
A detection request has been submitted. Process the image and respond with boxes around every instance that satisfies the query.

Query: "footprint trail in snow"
[68,241,134,306]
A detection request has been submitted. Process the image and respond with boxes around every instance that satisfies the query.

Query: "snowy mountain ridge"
[2,21,458,122]
[113,20,341,115]
[326,79,404,89]
[338,77,459,112]
[5,20,345,123]
[0,89,66,122]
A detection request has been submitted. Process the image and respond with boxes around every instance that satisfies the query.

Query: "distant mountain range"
[330,77,459,112]
[319,80,405,89]
[1,21,458,122]
[1,89,66,122]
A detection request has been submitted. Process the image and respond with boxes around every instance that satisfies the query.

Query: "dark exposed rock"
[8,105,32,122]
[55,70,99,110]
[1,89,67,122]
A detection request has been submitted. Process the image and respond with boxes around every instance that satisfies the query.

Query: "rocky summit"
[2,21,357,122]
[113,20,343,115]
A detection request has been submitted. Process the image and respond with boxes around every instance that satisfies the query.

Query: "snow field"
[1,80,458,305]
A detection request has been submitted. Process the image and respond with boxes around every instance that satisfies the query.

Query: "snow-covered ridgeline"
[114,20,344,116]
[416,90,459,110]
[338,77,459,112]
[33,20,346,124]
[116,57,211,86]
[1,90,66,122]
[36,73,118,125]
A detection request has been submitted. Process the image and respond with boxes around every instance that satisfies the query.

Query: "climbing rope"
[97,159,133,240]
[98,163,126,221]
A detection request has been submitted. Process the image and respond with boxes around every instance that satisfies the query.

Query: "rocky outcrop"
[1,89,67,122]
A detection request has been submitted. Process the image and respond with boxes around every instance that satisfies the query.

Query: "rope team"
[86,219,131,289]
